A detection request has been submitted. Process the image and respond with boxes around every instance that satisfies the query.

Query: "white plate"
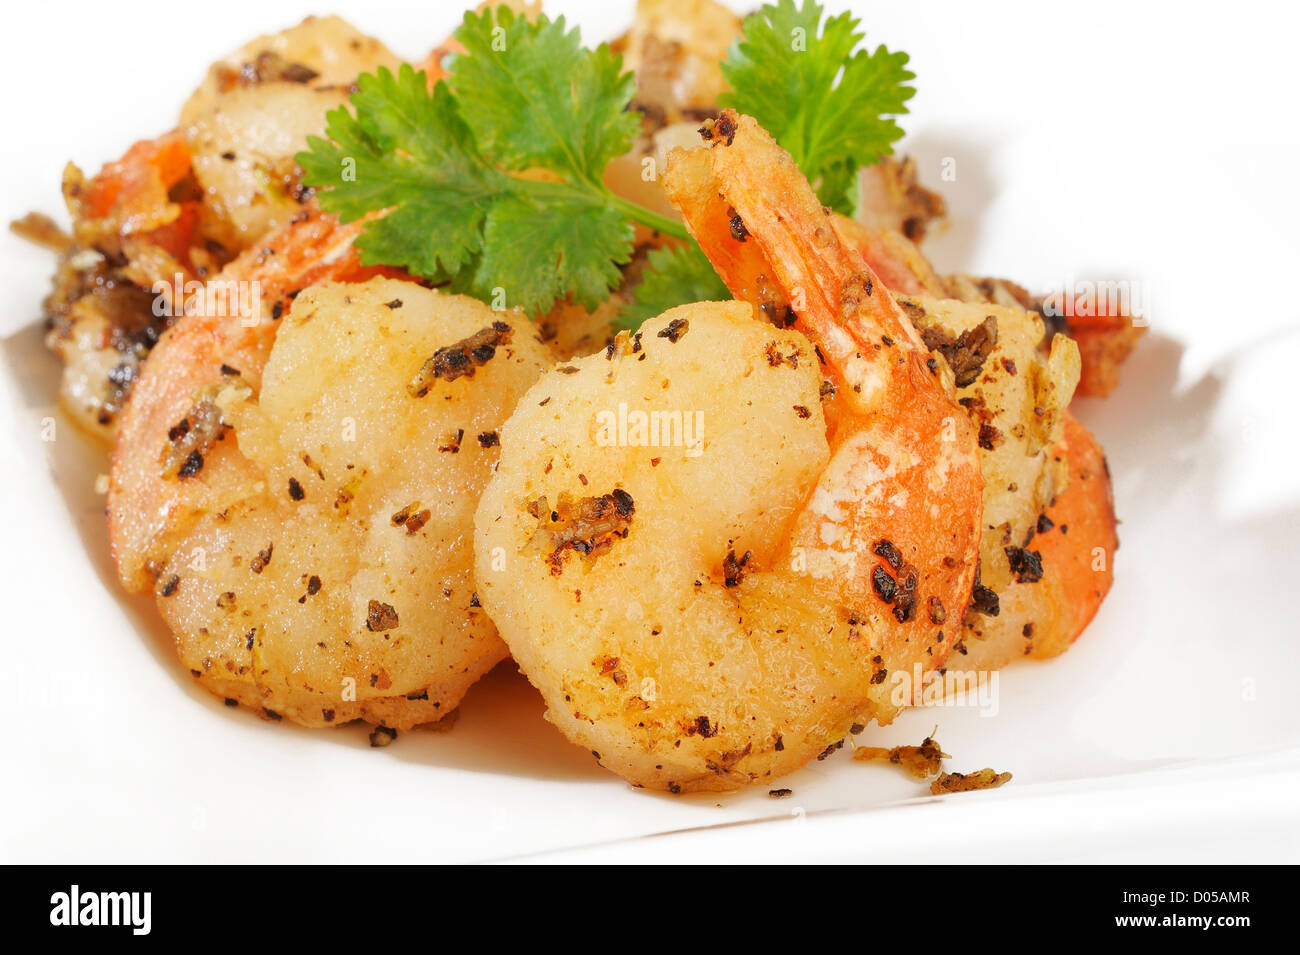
[2,0,1298,863]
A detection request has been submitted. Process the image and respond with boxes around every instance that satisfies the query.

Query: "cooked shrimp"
[612,0,741,128]
[886,295,1117,671]
[109,210,374,589]
[44,16,400,439]
[474,111,983,792]
[46,131,201,439]
[180,15,400,124]
[109,220,553,726]
[818,204,1121,669]
[180,18,400,252]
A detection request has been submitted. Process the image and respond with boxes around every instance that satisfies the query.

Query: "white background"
[1,1,1298,863]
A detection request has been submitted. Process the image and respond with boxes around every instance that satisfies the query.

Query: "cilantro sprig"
[298,7,687,316]
[298,1,916,325]
[720,0,916,214]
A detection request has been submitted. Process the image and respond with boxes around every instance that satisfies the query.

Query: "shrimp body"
[664,112,985,705]
[888,295,1116,670]
[109,211,373,588]
[817,204,1121,667]
[475,113,983,791]
[109,267,552,727]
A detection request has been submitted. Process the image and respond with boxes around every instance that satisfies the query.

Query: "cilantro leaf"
[720,0,915,213]
[616,244,731,331]
[451,8,640,180]
[298,10,677,316]
[472,188,632,318]
[299,68,504,280]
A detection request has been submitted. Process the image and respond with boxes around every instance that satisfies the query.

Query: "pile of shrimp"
[26,0,1133,791]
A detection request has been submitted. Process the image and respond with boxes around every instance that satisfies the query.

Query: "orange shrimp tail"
[1033,413,1118,651]
[77,130,192,234]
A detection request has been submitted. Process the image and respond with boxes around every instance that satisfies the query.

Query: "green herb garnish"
[298,8,686,317]
[298,1,915,325]
[720,0,915,214]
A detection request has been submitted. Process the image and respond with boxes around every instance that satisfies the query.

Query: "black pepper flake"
[872,539,903,570]
[818,739,845,760]
[288,477,304,501]
[722,548,751,587]
[920,316,999,388]
[177,450,204,479]
[250,544,273,574]
[688,715,718,738]
[384,299,403,309]
[160,575,180,597]
[968,564,1001,617]
[408,321,512,395]
[366,600,399,632]
[729,211,748,242]
[1004,546,1044,583]
[477,431,500,448]
[306,575,321,596]
[439,428,465,453]
[657,317,689,343]
[769,788,793,798]
[872,565,898,602]
[978,422,1002,450]
[700,112,738,146]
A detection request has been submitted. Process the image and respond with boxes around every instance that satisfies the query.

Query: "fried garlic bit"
[855,732,1012,794]
[853,735,949,779]
[930,769,1013,795]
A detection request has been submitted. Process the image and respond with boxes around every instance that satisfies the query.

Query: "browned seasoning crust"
[212,50,321,90]
[161,385,231,478]
[408,321,513,395]
[529,489,636,575]
[918,315,999,388]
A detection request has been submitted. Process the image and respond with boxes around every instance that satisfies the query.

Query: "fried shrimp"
[474,112,984,792]
[809,195,1120,669]
[890,296,1118,670]
[109,265,552,728]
